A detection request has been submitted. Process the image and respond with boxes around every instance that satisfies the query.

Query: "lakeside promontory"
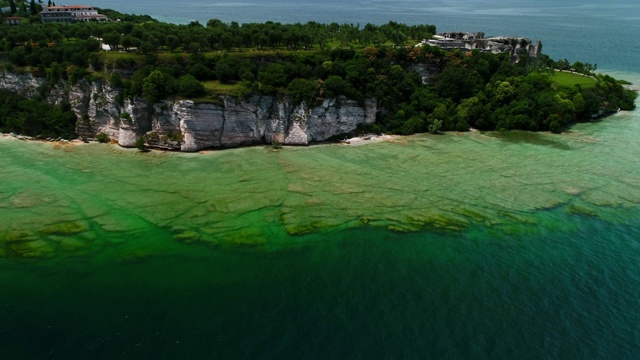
[0,6,637,151]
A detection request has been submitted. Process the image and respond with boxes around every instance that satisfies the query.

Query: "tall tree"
[9,0,17,14]
[30,0,38,14]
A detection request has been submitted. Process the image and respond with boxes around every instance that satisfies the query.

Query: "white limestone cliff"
[0,72,377,151]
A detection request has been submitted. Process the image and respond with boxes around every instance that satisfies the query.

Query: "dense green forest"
[0,89,76,138]
[0,7,637,138]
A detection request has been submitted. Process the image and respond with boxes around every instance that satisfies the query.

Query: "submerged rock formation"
[0,72,377,151]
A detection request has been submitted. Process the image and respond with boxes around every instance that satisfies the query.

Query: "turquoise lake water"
[2,1,640,358]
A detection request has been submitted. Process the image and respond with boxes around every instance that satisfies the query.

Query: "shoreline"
[0,131,403,152]
[338,134,400,146]
[0,133,87,145]
[2,106,635,152]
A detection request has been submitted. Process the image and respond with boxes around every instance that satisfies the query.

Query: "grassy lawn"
[93,37,409,65]
[552,71,596,88]
[98,51,144,66]
[202,80,247,98]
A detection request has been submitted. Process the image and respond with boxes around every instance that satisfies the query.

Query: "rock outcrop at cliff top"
[0,72,377,151]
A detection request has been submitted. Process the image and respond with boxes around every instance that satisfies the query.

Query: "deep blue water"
[3,215,640,359]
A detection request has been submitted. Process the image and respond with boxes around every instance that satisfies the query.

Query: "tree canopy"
[0,8,636,139]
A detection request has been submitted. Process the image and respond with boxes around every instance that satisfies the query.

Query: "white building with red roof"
[41,5,107,23]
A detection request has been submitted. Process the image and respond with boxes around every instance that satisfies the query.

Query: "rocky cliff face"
[0,72,377,151]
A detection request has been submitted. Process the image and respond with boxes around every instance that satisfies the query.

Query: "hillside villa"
[41,5,107,23]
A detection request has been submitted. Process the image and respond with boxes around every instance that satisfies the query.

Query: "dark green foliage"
[0,90,77,138]
[96,133,109,143]
[258,63,288,92]
[594,74,638,111]
[164,130,182,142]
[186,62,213,80]
[434,66,483,102]
[178,74,205,98]
[287,78,319,105]
[401,116,426,135]
[0,14,634,138]
[238,61,257,82]
[67,66,88,84]
[110,72,124,88]
[9,0,17,14]
[323,75,350,98]
[428,119,442,134]
[89,53,102,71]
[124,66,153,99]
[102,32,121,51]
[30,0,38,15]
[135,137,149,152]
[214,57,238,84]
[373,49,636,134]
[115,57,137,71]
[142,70,177,103]
[139,41,155,55]
[120,112,132,122]
[120,35,139,51]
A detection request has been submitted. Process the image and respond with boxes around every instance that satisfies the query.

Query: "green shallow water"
[2,108,640,358]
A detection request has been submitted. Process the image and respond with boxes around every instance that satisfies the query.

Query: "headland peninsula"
[0,5,637,152]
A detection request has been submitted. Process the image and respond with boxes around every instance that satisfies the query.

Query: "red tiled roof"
[46,5,94,9]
